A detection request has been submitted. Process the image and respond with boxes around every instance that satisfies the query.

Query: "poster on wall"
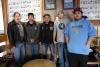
[44,0,56,10]
[80,0,100,20]
[63,0,74,9]
[8,0,42,22]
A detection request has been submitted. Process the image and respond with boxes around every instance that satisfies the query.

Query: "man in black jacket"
[39,14,54,62]
[25,13,40,60]
[7,12,25,66]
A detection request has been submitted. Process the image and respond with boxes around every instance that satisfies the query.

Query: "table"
[23,59,56,67]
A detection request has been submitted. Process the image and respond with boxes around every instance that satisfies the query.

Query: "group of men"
[7,8,96,67]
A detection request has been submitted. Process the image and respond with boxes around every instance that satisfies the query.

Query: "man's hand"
[54,54,57,63]
[86,44,90,48]
[6,48,12,54]
[6,44,13,54]
[87,38,95,48]
[53,41,57,45]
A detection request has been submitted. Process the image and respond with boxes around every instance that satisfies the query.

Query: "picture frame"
[63,0,74,9]
[44,0,56,10]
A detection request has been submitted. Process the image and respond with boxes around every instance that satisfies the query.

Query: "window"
[0,0,4,34]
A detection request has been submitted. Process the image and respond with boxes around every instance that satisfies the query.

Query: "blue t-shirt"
[64,18,96,55]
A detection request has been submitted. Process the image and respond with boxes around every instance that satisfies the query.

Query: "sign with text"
[80,0,100,20]
[8,0,42,22]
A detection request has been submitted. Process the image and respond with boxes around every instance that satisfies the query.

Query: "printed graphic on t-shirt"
[58,23,65,30]
[72,25,83,33]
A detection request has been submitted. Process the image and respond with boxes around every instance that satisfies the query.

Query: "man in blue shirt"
[64,8,96,67]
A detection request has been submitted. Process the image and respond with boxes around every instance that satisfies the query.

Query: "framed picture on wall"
[63,0,74,9]
[44,0,56,10]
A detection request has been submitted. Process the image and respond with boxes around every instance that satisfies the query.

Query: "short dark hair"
[13,12,20,17]
[73,7,83,14]
[28,13,34,18]
[43,14,51,18]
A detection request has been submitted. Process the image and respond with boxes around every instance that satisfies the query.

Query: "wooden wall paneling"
[0,0,8,45]
[0,35,7,42]
[2,0,8,34]
[76,0,80,7]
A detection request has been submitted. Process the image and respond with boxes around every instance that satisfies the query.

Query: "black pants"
[68,53,88,67]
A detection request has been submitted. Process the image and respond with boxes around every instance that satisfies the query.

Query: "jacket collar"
[43,21,53,25]
[12,20,21,25]
[27,20,36,26]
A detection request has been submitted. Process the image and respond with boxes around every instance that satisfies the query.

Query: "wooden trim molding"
[2,0,8,34]
[0,35,7,42]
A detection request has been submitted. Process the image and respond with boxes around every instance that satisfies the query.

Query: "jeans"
[32,44,39,56]
[42,43,54,62]
[56,42,64,67]
[64,44,69,67]
[12,42,25,63]
[26,43,39,59]
[26,44,33,59]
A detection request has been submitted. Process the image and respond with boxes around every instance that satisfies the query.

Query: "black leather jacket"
[39,21,54,44]
[24,21,40,44]
[7,20,25,46]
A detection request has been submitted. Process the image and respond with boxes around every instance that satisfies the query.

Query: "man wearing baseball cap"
[64,8,96,67]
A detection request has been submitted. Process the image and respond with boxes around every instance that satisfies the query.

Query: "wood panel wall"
[0,0,8,42]
[2,0,8,34]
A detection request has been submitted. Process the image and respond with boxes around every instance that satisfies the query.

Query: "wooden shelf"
[95,45,100,46]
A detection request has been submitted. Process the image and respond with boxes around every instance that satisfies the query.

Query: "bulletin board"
[7,0,42,22]
[80,0,100,20]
